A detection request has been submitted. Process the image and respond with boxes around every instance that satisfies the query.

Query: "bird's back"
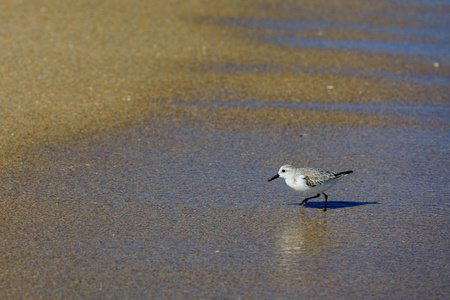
[296,168,336,187]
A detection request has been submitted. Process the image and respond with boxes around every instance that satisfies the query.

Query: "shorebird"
[268,165,353,211]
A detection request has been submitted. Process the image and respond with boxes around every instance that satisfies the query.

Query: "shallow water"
[179,100,450,121]
[201,62,450,86]
[1,116,448,298]
[272,37,449,60]
[213,0,450,78]
[217,18,450,60]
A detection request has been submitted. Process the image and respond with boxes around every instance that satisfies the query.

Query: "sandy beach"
[1,0,449,298]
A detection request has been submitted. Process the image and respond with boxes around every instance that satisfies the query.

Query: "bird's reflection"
[276,209,332,269]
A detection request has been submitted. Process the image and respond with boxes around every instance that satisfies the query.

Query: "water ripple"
[179,100,450,122]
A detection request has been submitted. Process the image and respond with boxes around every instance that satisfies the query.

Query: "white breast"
[285,175,311,193]
[285,174,338,194]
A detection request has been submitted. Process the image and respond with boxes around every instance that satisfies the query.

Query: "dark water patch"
[391,0,450,5]
[212,15,450,63]
[216,19,450,43]
[270,37,450,62]
[178,100,450,122]
[201,62,450,86]
[389,0,450,9]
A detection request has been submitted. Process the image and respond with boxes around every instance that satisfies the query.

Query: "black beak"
[268,174,279,182]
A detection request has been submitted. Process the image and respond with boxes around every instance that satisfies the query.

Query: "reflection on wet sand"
[277,210,330,269]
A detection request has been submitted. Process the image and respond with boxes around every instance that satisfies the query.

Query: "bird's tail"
[335,170,353,178]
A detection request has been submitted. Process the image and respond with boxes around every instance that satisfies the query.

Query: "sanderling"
[268,165,353,211]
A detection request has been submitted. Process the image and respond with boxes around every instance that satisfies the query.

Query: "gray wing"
[299,168,336,187]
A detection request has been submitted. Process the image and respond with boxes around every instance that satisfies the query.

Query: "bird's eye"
[281,169,285,173]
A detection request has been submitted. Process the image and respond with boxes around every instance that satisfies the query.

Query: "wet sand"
[1,0,449,298]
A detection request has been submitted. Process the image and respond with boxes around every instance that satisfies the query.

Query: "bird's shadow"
[287,201,379,210]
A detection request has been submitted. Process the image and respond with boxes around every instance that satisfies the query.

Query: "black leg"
[300,193,320,206]
[323,192,328,211]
